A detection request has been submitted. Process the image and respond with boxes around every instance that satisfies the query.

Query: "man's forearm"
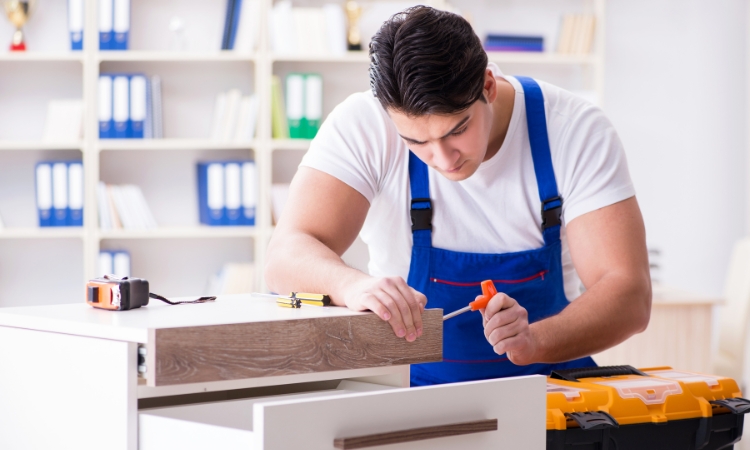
[265,231,369,306]
[529,272,651,364]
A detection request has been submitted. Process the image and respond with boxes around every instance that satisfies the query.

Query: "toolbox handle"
[333,418,497,449]
[550,365,648,382]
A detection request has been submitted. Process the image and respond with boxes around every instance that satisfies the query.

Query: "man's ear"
[483,69,498,104]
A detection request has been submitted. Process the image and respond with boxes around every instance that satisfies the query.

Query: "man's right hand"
[341,276,427,342]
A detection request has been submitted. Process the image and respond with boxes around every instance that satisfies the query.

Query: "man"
[266,6,651,386]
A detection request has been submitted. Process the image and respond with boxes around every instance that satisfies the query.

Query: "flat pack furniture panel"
[150,308,442,386]
[139,376,546,450]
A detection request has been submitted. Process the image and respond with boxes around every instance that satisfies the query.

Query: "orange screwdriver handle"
[468,280,498,311]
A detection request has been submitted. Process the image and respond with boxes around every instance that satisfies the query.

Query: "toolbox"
[546,365,750,450]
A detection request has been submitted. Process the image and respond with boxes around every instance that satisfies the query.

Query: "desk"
[592,284,719,373]
[0,294,546,450]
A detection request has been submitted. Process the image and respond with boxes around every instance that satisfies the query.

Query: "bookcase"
[0,0,605,307]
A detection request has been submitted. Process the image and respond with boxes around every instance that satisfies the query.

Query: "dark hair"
[369,6,488,116]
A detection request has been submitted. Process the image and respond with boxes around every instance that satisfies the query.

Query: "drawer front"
[139,376,545,450]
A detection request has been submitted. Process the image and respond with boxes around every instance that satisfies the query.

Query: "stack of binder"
[35,161,84,227]
[98,250,131,277]
[221,0,260,52]
[286,73,322,139]
[197,161,256,226]
[99,0,130,50]
[99,73,163,139]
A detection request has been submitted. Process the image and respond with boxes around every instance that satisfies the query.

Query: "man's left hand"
[481,293,537,365]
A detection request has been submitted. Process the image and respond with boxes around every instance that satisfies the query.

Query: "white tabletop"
[0,294,367,343]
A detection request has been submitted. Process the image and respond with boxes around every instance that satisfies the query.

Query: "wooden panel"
[333,419,498,449]
[151,309,442,386]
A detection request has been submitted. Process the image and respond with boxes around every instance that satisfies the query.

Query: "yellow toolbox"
[547,365,750,449]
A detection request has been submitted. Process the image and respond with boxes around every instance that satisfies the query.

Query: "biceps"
[277,167,370,256]
[566,197,649,288]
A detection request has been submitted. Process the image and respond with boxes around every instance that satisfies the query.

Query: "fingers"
[379,278,421,341]
[483,293,515,321]
[484,302,527,341]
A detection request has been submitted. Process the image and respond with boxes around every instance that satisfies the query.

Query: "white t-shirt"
[300,65,635,300]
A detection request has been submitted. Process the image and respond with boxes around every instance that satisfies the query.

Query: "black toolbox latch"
[565,411,620,430]
[710,398,750,415]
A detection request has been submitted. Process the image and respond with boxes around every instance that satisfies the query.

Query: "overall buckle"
[541,196,562,230]
[410,198,433,232]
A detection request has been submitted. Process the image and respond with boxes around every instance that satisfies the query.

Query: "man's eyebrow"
[398,116,471,144]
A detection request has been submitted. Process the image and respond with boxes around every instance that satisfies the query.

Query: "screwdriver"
[443,280,498,321]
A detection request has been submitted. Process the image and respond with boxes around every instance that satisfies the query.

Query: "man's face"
[388,98,494,182]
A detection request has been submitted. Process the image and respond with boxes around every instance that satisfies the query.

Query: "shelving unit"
[0,0,604,305]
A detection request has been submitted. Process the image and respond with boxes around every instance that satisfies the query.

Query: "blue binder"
[51,162,69,227]
[241,161,256,226]
[228,0,243,50]
[67,162,84,227]
[68,0,84,50]
[99,75,114,138]
[35,162,53,227]
[197,162,226,226]
[112,74,130,139]
[129,74,147,139]
[99,0,113,50]
[224,162,242,225]
[112,0,130,50]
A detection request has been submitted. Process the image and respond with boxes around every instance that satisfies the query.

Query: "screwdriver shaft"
[443,305,471,321]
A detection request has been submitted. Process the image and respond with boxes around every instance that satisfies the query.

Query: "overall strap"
[515,76,562,245]
[408,151,433,247]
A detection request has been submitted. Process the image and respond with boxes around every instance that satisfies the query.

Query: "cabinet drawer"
[140,375,545,450]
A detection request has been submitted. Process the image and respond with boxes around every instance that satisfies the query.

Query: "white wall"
[605,0,747,296]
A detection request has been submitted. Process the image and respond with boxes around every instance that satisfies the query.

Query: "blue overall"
[408,76,596,386]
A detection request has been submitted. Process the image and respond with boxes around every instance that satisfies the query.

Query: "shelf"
[0,228,85,239]
[98,139,256,152]
[0,141,83,151]
[271,139,312,151]
[97,51,256,63]
[271,52,370,63]
[98,227,257,240]
[0,52,84,62]
[486,52,596,65]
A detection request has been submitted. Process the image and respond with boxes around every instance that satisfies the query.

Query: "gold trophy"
[4,0,35,51]
[345,0,362,51]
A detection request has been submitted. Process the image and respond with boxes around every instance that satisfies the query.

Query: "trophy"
[345,1,362,51]
[4,0,35,51]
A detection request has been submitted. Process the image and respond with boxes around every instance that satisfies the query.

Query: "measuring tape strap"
[149,292,217,306]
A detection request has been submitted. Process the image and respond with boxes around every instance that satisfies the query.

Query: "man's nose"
[431,141,461,171]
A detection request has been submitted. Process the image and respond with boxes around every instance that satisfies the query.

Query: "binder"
[98,251,113,276]
[197,163,225,226]
[68,0,84,51]
[224,162,242,225]
[98,75,114,138]
[99,0,113,50]
[112,75,130,139]
[129,75,147,139]
[113,251,131,277]
[35,163,53,227]
[221,0,237,50]
[51,162,69,227]
[228,0,243,50]
[286,73,304,138]
[67,162,84,226]
[241,161,256,226]
[304,73,323,138]
[112,0,130,50]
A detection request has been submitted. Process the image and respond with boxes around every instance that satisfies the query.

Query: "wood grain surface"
[333,419,498,449]
[151,309,442,386]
